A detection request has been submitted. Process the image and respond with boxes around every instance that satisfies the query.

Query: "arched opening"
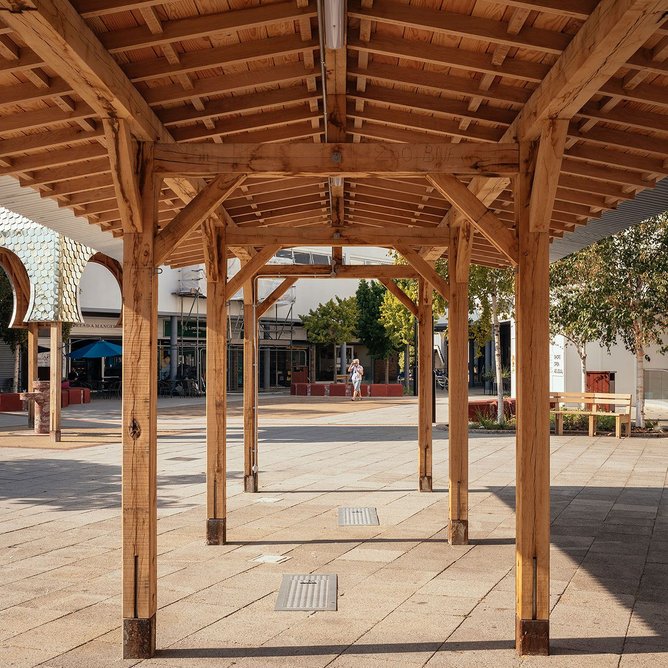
[0,247,31,328]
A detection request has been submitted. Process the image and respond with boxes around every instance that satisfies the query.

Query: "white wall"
[78,247,392,324]
[563,338,668,400]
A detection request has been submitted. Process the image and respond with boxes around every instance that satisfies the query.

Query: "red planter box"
[329,383,347,396]
[68,388,84,405]
[309,383,326,396]
[387,384,404,397]
[0,393,23,412]
[468,399,497,421]
[61,392,70,408]
[370,384,388,397]
[292,383,308,396]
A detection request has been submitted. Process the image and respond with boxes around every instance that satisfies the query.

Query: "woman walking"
[348,358,364,401]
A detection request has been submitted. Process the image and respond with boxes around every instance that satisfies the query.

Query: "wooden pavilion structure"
[0,0,666,659]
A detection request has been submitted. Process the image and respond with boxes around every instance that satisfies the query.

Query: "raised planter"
[289,382,403,398]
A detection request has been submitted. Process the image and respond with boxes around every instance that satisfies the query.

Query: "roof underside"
[0,0,666,268]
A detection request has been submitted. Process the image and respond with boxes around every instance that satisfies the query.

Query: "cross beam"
[153,142,520,177]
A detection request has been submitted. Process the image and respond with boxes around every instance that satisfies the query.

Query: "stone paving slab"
[0,398,666,667]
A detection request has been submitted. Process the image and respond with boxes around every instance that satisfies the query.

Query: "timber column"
[243,277,258,492]
[417,277,433,492]
[120,144,159,659]
[27,322,38,428]
[448,216,472,545]
[203,219,228,544]
[514,138,552,656]
[49,321,62,442]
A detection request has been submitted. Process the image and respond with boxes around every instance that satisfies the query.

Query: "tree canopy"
[299,296,358,347]
[355,279,392,360]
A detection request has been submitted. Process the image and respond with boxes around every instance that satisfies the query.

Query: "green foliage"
[379,252,448,346]
[550,245,607,359]
[468,265,514,351]
[355,279,393,358]
[0,268,26,352]
[473,413,516,430]
[299,296,358,346]
[590,215,668,356]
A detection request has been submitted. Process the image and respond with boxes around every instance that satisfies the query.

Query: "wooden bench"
[549,391,632,439]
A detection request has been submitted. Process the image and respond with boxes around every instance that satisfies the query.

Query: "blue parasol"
[68,340,122,359]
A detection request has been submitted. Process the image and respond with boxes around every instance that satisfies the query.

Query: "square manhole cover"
[338,507,379,526]
[275,574,337,611]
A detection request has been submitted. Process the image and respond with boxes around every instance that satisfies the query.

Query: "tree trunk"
[12,346,19,393]
[579,346,587,393]
[333,342,337,382]
[635,344,645,428]
[404,343,410,391]
[385,357,389,384]
[492,293,504,424]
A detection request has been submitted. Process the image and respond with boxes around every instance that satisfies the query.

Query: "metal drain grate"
[275,574,337,611]
[338,507,379,526]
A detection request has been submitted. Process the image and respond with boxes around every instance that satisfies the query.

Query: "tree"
[379,254,448,390]
[590,215,668,427]
[0,268,26,391]
[550,247,606,393]
[356,280,393,382]
[469,265,515,423]
[300,296,358,381]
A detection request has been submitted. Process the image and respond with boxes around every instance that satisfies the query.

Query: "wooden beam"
[49,322,62,443]
[426,174,518,265]
[0,0,248,259]
[510,0,668,141]
[152,142,520,177]
[98,2,316,53]
[121,146,159,659]
[515,140,550,657]
[256,278,298,318]
[226,227,449,247]
[154,174,246,266]
[243,277,258,493]
[447,215,471,545]
[0,0,163,141]
[379,279,418,317]
[349,0,570,55]
[103,118,143,234]
[203,218,228,545]
[225,246,280,300]
[255,264,420,279]
[395,246,449,302]
[417,278,433,492]
[528,120,569,232]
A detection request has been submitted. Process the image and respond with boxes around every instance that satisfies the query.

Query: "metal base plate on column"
[206,518,226,545]
[419,475,432,492]
[123,614,156,659]
[448,519,468,545]
[244,474,258,493]
[516,617,549,656]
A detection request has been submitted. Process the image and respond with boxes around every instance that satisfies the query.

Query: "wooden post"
[121,144,159,659]
[448,216,472,545]
[27,322,38,428]
[417,277,433,492]
[243,277,258,492]
[49,321,62,442]
[203,219,228,544]
[515,140,551,656]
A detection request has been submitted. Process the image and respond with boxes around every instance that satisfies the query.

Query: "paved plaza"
[1,395,667,667]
